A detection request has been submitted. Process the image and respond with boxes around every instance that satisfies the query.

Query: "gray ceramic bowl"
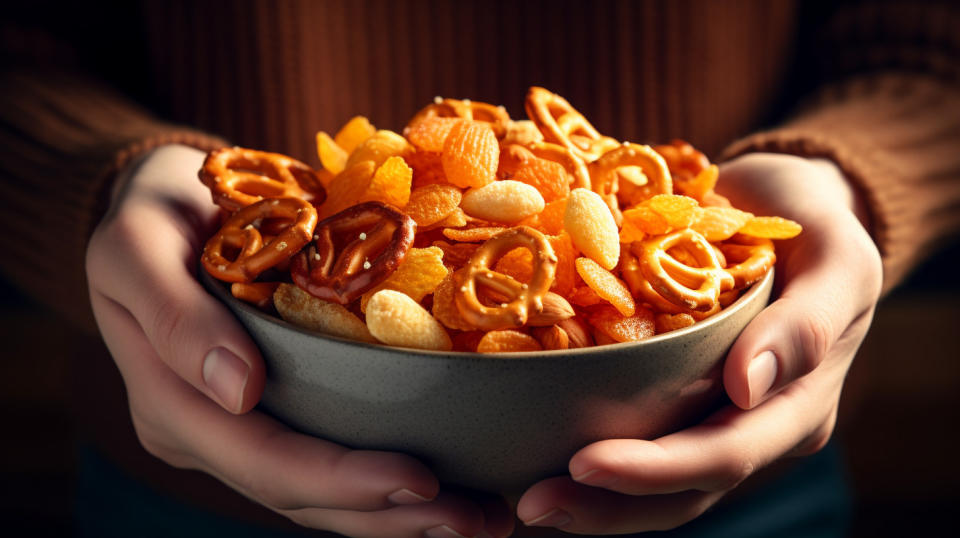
[202,269,773,494]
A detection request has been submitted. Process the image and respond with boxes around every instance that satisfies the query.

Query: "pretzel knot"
[526,141,591,190]
[653,139,710,181]
[524,86,619,162]
[719,234,776,289]
[203,197,318,283]
[631,229,734,312]
[589,143,673,211]
[453,226,558,331]
[407,97,511,139]
[291,201,416,305]
[199,147,327,212]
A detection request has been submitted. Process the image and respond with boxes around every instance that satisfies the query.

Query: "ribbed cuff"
[721,73,960,294]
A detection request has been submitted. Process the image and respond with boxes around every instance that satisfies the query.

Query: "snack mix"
[200,87,801,353]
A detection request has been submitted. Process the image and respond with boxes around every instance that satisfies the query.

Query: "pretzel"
[407,97,511,139]
[203,197,318,283]
[291,201,416,305]
[453,226,558,331]
[526,141,591,190]
[719,234,776,289]
[199,147,327,212]
[589,143,673,219]
[653,139,710,181]
[524,86,619,162]
[631,229,734,312]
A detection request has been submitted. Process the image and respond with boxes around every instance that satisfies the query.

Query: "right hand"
[86,144,513,538]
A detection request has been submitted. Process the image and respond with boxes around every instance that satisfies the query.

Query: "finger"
[283,492,493,538]
[517,476,724,534]
[723,219,881,409]
[92,294,443,513]
[88,200,265,414]
[564,362,847,498]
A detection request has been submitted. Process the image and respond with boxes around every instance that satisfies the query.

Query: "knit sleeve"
[721,2,960,294]
[0,69,227,329]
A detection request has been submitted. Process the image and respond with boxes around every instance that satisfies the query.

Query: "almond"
[532,325,569,350]
[526,292,575,326]
[556,317,594,349]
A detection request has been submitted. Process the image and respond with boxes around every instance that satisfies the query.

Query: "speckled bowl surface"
[202,269,773,494]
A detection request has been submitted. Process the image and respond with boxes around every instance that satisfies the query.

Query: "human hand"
[515,152,882,534]
[86,144,513,538]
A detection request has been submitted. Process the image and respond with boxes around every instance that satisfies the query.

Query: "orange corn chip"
[499,145,570,202]
[619,215,647,243]
[407,150,449,189]
[360,246,448,312]
[476,330,543,353]
[621,205,669,236]
[360,156,412,208]
[406,117,463,152]
[647,194,703,229]
[738,216,803,239]
[319,160,376,218]
[494,247,533,283]
[568,286,605,307]
[654,312,696,334]
[432,270,475,331]
[442,226,507,242]
[404,184,463,227]
[676,164,718,201]
[575,257,636,316]
[519,197,567,235]
[550,232,577,297]
[316,131,348,174]
[432,240,480,269]
[345,130,412,170]
[334,116,377,154]
[692,206,754,241]
[441,120,499,189]
[587,305,655,343]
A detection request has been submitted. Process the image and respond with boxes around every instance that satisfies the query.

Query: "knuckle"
[794,308,834,375]
[129,410,188,468]
[712,457,756,492]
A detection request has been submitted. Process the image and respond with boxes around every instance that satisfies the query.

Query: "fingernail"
[573,468,618,488]
[747,350,779,408]
[524,508,572,528]
[388,488,431,505]
[424,524,469,538]
[202,347,249,412]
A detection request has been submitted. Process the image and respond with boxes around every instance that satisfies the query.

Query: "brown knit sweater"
[2,0,959,529]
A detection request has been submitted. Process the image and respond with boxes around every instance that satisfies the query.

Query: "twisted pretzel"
[524,86,619,162]
[527,141,591,190]
[719,234,776,289]
[407,97,511,139]
[653,139,710,181]
[199,147,327,212]
[453,226,558,331]
[291,202,416,305]
[203,197,318,283]
[589,143,673,208]
[631,229,733,312]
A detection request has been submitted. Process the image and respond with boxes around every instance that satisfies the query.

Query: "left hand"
[515,153,883,534]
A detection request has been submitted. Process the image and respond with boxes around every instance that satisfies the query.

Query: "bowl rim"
[202,267,773,362]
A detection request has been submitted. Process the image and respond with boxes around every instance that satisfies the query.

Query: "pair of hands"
[86,144,882,537]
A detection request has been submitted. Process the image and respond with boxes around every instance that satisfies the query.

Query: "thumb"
[88,202,265,414]
[722,225,881,409]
